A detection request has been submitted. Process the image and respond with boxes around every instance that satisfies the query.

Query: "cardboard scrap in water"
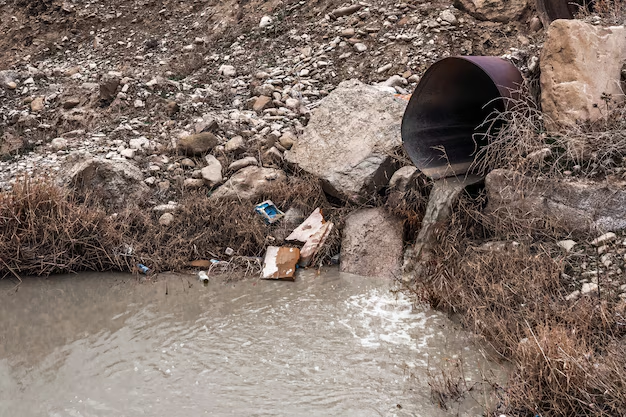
[262,246,300,281]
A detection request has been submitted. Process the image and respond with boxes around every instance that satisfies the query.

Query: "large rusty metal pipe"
[401,56,522,179]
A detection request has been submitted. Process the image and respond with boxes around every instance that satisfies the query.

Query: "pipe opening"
[401,56,522,179]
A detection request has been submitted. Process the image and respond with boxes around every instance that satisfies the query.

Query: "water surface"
[0,269,505,416]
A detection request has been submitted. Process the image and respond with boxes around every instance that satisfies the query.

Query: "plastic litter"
[254,200,284,224]
[198,270,209,284]
[225,247,234,256]
[137,264,150,274]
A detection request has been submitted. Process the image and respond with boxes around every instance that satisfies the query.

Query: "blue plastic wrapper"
[254,200,285,224]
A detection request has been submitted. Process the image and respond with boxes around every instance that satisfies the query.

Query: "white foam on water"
[343,288,436,351]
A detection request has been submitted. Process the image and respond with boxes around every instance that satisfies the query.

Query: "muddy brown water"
[0,269,506,416]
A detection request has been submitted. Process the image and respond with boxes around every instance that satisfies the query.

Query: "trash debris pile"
[261,207,334,281]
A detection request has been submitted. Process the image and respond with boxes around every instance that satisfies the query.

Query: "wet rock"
[211,166,286,200]
[64,158,150,209]
[341,208,404,279]
[285,79,406,202]
[453,0,528,22]
[541,21,626,132]
[201,155,223,188]
[485,169,626,233]
[228,156,258,172]
[177,132,218,155]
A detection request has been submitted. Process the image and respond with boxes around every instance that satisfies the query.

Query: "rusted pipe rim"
[401,56,523,180]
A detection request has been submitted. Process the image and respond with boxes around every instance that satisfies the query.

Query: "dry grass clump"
[0,177,126,276]
[473,84,626,180]
[0,173,344,279]
[412,192,626,415]
[113,173,342,272]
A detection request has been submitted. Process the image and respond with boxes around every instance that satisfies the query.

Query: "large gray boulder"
[211,166,286,200]
[285,79,406,203]
[485,169,626,233]
[341,208,404,279]
[541,20,626,133]
[65,158,150,209]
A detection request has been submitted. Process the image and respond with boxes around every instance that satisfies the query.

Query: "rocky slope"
[0,0,542,200]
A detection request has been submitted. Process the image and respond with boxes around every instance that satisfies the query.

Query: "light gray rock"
[540,20,626,133]
[120,148,136,159]
[285,79,406,202]
[485,169,626,233]
[381,75,407,88]
[211,166,286,200]
[259,15,273,28]
[354,43,367,52]
[279,131,297,150]
[228,156,258,172]
[64,158,150,209]
[201,155,223,188]
[51,137,68,151]
[159,212,175,226]
[129,137,150,150]
[388,166,418,193]
[218,65,236,77]
[440,9,457,25]
[341,208,404,279]
[224,136,245,154]
[184,178,205,189]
